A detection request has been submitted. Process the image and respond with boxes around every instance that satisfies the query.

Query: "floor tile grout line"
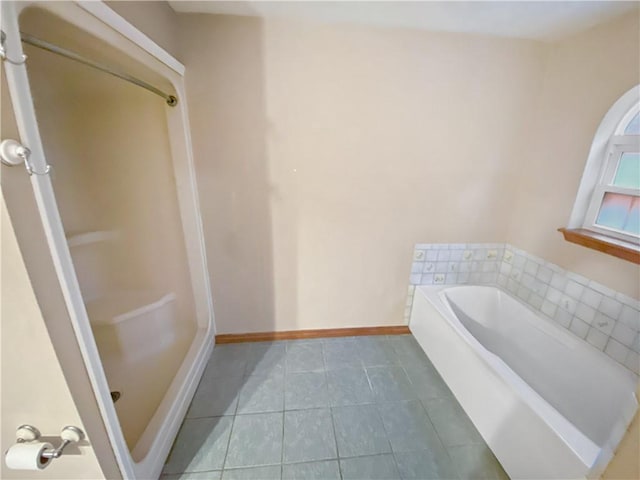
[322,338,330,371]
[323,349,344,480]
[281,341,288,470]
[280,407,285,478]
[403,396,457,473]
[168,335,503,479]
[328,406,343,480]
[371,399,402,477]
[387,337,463,475]
[220,412,236,473]
[279,450,428,465]
[321,347,332,411]
[414,377,482,480]
[362,363,376,397]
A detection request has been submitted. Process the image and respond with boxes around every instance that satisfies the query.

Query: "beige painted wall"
[178,14,547,334]
[105,1,180,60]
[176,9,640,474]
[1,191,108,480]
[506,12,640,300]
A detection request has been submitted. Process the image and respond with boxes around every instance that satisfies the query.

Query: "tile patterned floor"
[162,335,509,480]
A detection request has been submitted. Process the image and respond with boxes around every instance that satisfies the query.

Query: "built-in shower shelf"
[86,291,176,326]
[66,230,118,248]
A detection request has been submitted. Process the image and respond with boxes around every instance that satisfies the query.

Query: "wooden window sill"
[558,228,640,264]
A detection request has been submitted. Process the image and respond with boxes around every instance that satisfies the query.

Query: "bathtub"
[409,285,638,480]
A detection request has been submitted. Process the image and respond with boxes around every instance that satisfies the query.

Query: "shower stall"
[1,2,214,478]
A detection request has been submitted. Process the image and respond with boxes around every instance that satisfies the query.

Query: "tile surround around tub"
[406,243,640,376]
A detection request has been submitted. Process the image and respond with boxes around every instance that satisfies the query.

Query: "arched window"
[563,86,640,261]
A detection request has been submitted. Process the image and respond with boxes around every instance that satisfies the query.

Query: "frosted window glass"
[625,197,640,235]
[624,112,640,135]
[613,152,640,188]
[596,193,640,235]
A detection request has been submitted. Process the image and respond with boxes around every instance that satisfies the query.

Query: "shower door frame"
[1,1,215,479]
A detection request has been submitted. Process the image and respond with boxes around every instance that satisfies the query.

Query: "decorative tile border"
[406,242,640,375]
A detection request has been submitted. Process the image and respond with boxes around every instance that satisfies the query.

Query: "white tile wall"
[406,242,640,376]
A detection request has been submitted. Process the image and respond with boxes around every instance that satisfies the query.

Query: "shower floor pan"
[87,289,195,450]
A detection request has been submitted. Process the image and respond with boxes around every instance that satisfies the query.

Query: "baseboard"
[215,325,411,344]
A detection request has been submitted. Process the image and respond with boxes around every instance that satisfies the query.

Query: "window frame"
[582,135,640,244]
[565,86,640,249]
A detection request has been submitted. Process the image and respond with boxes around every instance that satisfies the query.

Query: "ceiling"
[168,1,638,42]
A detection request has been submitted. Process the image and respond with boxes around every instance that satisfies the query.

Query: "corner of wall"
[502,10,640,300]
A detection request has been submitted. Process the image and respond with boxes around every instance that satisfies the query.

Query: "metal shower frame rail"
[20,32,178,106]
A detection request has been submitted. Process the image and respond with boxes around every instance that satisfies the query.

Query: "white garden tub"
[409,285,638,480]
